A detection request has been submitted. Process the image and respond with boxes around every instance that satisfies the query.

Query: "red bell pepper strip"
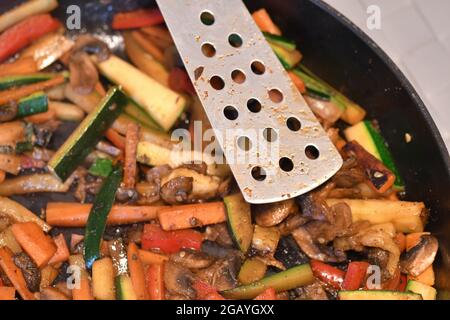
[145,263,165,300]
[0,14,61,63]
[398,274,408,292]
[112,9,164,30]
[342,261,370,290]
[141,224,203,254]
[254,288,277,300]
[192,280,225,300]
[381,268,401,290]
[168,68,196,96]
[310,260,345,290]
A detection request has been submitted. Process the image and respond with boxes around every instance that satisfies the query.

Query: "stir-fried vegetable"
[112,8,164,30]
[83,166,123,268]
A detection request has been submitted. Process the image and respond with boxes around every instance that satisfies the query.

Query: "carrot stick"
[146,263,165,300]
[0,121,26,147]
[131,30,165,63]
[0,170,5,184]
[158,202,226,231]
[105,128,126,151]
[0,57,38,77]
[112,8,164,30]
[128,242,149,300]
[0,286,16,300]
[140,26,173,44]
[10,222,57,267]
[138,249,168,265]
[0,247,35,300]
[24,109,56,124]
[124,122,139,189]
[0,154,21,175]
[48,233,70,265]
[94,81,106,96]
[46,202,165,227]
[0,74,65,105]
[252,8,281,35]
[72,272,94,300]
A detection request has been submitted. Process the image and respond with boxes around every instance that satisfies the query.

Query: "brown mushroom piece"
[278,214,309,236]
[40,287,70,300]
[254,199,299,227]
[164,261,196,299]
[0,103,18,122]
[331,157,366,188]
[160,176,193,204]
[195,253,242,291]
[295,281,329,300]
[204,223,234,248]
[170,249,215,269]
[68,35,110,95]
[146,164,172,183]
[400,235,438,277]
[13,252,41,292]
[136,181,160,204]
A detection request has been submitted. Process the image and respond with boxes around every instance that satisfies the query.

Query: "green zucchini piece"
[222,264,314,299]
[406,280,436,300]
[268,42,302,70]
[16,91,48,118]
[263,32,296,51]
[48,87,127,181]
[115,275,137,300]
[345,121,405,190]
[15,141,33,154]
[84,165,123,269]
[97,55,186,132]
[88,158,113,177]
[238,258,267,285]
[123,98,161,131]
[0,73,54,90]
[224,193,253,253]
[338,290,422,300]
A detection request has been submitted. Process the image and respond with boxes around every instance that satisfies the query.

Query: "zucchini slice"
[224,193,253,253]
[263,32,296,51]
[238,258,267,285]
[344,120,404,190]
[15,91,48,118]
[48,87,127,181]
[406,280,436,300]
[269,42,302,70]
[97,55,186,132]
[115,274,137,300]
[338,290,422,300]
[222,264,314,299]
[0,73,54,90]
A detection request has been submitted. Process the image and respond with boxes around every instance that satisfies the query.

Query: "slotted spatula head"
[156,0,343,204]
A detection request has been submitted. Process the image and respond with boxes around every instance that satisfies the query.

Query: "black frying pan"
[1,0,450,296]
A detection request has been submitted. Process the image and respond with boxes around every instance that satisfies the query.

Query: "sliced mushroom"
[13,252,41,292]
[278,214,309,236]
[71,35,110,62]
[170,249,215,269]
[146,164,172,183]
[164,261,196,299]
[69,51,99,95]
[295,281,329,300]
[331,157,366,188]
[254,199,299,227]
[400,235,438,277]
[195,253,242,291]
[160,176,193,204]
[136,181,160,204]
[204,223,234,248]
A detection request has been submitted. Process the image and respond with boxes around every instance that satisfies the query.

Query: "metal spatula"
[156,0,343,204]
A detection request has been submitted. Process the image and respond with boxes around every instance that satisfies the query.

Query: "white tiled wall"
[323,0,450,153]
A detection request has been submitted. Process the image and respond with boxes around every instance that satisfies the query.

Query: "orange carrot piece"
[0,154,22,175]
[72,272,94,300]
[0,57,37,77]
[128,242,149,300]
[408,266,435,286]
[158,202,226,231]
[138,249,168,265]
[0,170,5,184]
[105,128,126,150]
[0,247,35,300]
[10,222,57,267]
[48,234,70,265]
[0,286,16,300]
[395,233,406,253]
[124,122,139,189]
[146,263,165,300]
[252,9,281,35]
[131,30,165,62]
[94,82,107,96]
[24,109,56,124]
[406,232,430,251]
[288,71,306,94]
[0,75,65,105]
[46,202,164,227]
